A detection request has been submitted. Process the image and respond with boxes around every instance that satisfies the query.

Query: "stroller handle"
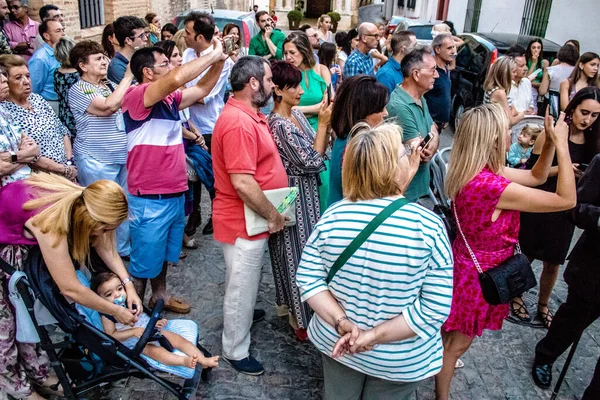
[132,299,164,358]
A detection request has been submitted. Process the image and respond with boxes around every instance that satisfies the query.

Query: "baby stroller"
[0,247,212,399]
[428,148,456,241]
[510,115,545,144]
[428,147,452,209]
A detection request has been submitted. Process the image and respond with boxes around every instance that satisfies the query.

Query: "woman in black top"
[516,87,600,327]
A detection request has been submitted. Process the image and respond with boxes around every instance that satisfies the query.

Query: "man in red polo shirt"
[212,56,287,376]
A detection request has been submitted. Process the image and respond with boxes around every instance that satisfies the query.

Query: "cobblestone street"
[86,132,599,400]
[83,216,599,400]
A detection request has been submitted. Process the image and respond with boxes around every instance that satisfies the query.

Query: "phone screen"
[326,84,332,105]
[578,163,589,172]
[421,132,433,148]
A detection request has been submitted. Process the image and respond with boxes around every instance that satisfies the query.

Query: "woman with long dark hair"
[517,87,600,327]
[559,52,600,111]
[160,23,177,41]
[318,42,341,90]
[525,38,549,111]
[101,23,119,60]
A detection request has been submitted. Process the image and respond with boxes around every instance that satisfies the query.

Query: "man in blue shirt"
[376,30,416,94]
[108,16,147,83]
[424,33,455,132]
[28,19,64,111]
[344,22,378,77]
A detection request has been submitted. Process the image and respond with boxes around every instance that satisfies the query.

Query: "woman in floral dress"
[435,103,577,399]
[267,61,332,341]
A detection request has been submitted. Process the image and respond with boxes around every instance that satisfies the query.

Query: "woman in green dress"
[283,32,333,211]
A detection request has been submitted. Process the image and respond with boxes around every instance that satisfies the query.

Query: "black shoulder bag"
[453,205,537,305]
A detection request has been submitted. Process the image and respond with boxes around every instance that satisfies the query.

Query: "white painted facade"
[445,0,598,53]
[382,0,440,22]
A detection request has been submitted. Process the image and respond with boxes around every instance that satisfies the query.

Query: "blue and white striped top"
[297,197,453,382]
[69,79,127,164]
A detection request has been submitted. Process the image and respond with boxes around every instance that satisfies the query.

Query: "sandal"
[149,296,191,314]
[510,298,531,322]
[32,377,64,397]
[182,235,198,250]
[537,303,554,329]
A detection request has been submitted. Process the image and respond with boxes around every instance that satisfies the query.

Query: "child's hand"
[156,319,168,330]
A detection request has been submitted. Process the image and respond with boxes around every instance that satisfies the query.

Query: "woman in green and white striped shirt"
[296,122,454,399]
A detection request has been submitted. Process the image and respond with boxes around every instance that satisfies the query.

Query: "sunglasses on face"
[130,32,148,40]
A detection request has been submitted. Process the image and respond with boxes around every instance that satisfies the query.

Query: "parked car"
[450,32,560,128]
[172,9,259,55]
[391,17,443,44]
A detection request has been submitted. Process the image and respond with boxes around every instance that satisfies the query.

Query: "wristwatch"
[9,150,17,163]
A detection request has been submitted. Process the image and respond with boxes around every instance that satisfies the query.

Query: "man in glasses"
[121,41,226,315]
[4,0,38,61]
[386,46,440,202]
[108,15,147,83]
[344,22,378,78]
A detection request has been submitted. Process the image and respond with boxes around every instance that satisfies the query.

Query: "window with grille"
[463,0,482,33]
[520,0,553,37]
[79,0,105,29]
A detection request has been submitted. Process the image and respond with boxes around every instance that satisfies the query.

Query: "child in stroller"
[92,272,220,370]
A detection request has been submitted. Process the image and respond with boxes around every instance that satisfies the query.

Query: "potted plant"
[288,9,303,30]
[328,11,341,33]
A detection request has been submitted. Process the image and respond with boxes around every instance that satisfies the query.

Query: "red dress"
[444,168,519,337]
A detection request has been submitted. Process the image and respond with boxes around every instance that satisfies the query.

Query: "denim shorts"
[127,194,185,279]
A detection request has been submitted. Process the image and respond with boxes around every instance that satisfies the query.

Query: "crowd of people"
[0,3,599,399]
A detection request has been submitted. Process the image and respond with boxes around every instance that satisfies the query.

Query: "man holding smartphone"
[387,47,440,202]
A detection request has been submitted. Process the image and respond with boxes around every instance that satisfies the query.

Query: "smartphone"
[326,84,332,105]
[223,36,235,54]
[578,163,589,172]
[420,132,434,148]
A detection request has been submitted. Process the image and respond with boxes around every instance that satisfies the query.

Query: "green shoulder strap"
[326,197,409,283]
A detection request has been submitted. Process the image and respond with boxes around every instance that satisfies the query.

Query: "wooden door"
[306,0,331,18]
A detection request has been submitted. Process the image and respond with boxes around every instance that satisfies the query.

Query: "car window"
[456,39,489,74]
[409,25,433,40]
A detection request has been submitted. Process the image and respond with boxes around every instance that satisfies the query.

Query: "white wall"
[476,0,525,33]
[446,0,599,54]
[445,0,468,33]
[546,0,597,53]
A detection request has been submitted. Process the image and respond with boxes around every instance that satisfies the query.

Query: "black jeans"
[535,290,600,399]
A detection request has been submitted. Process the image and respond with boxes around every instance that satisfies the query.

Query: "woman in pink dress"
[435,103,577,399]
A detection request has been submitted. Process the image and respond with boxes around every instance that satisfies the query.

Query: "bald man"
[343,22,379,77]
